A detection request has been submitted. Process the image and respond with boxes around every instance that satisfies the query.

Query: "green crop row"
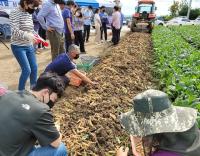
[170,25,200,48]
[152,26,200,126]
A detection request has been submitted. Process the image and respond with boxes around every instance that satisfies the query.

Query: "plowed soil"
[53,32,155,156]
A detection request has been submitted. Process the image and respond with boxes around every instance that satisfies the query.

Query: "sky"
[121,0,200,16]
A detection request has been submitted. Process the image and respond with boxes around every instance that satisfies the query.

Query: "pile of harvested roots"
[53,32,154,156]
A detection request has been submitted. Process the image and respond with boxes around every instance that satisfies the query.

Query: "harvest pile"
[53,32,155,156]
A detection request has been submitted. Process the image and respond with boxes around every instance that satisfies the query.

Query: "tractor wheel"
[148,23,153,33]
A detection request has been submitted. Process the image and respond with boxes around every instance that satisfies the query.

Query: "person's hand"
[130,135,141,156]
[71,33,75,40]
[26,33,37,43]
[116,147,129,156]
[47,27,55,32]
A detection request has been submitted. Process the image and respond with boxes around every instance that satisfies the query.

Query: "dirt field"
[0,27,128,89]
[0,27,155,155]
[53,32,155,156]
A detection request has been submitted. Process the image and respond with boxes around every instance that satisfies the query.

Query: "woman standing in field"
[10,0,39,90]
[94,8,102,44]
[73,8,86,53]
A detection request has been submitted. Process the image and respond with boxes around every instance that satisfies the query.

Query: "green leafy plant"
[152,26,200,127]
[170,25,200,48]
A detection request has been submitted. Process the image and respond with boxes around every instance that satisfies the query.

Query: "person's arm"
[66,18,74,38]
[98,15,102,25]
[37,3,50,30]
[112,13,116,24]
[116,135,141,156]
[130,135,141,156]
[64,9,74,39]
[71,69,94,84]
[32,12,38,23]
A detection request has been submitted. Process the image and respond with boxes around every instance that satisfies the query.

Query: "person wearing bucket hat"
[0,73,68,156]
[117,89,200,156]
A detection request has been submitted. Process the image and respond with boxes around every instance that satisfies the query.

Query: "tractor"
[130,0,156,33]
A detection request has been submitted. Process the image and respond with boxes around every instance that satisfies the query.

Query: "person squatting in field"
[44,44,97,87]
[0,72,70,156]
[116,89,200,156]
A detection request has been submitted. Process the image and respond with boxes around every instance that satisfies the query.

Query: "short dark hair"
[19,0,39,8]
[66,0,75,6]
[32,72,67,97]
[100,6,105,9]
[114,6,119,11]
[88,5,93,9]
[58,0,66,5]
[94,8,99,14]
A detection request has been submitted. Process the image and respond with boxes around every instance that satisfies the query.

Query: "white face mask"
[75,12,80,17]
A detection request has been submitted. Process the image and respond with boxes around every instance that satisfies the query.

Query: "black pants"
[101,23,107,41]
[38,27,46,48]
[65,33,73,52]
[112,26,120,45]
[74,30,85,52]
[119,26,122,41]
[83,25,90,42]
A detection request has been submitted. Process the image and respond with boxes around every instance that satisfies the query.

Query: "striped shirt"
[10,7,34,46]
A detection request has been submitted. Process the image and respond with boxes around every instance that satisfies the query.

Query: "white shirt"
[94,13,101,26]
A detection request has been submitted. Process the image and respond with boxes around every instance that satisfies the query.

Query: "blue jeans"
[28,143,67,156]
[11,44,38,90]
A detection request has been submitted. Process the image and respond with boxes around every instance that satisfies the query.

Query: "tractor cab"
[131,0,156,33]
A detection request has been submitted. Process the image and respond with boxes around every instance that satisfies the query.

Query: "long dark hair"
[75,8,83,18]
[19,0,39,8]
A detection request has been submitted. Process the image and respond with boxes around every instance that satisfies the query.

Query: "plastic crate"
[77,55,100,72]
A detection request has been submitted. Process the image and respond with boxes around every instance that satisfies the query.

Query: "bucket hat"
[119,89,197,137]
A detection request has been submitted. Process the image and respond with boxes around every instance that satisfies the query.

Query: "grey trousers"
[47,30,65,60]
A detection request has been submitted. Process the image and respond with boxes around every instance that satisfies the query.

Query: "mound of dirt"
[53,32,154,156]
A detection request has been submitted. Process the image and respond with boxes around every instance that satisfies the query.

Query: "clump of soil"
[53,32,154,156]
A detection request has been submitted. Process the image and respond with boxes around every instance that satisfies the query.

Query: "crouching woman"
[117,89,200,156]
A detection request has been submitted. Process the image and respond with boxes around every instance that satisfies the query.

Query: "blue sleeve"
[62,9,70,20]
[32,12,38,23]
[64,57,75,72]
[99,13,103,19]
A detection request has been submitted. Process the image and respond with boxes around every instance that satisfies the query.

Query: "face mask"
[47,100,55,108]
[74,54,79,59]
[26,7,35,14]
[75,12,80,17]
[43,92,55,109]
